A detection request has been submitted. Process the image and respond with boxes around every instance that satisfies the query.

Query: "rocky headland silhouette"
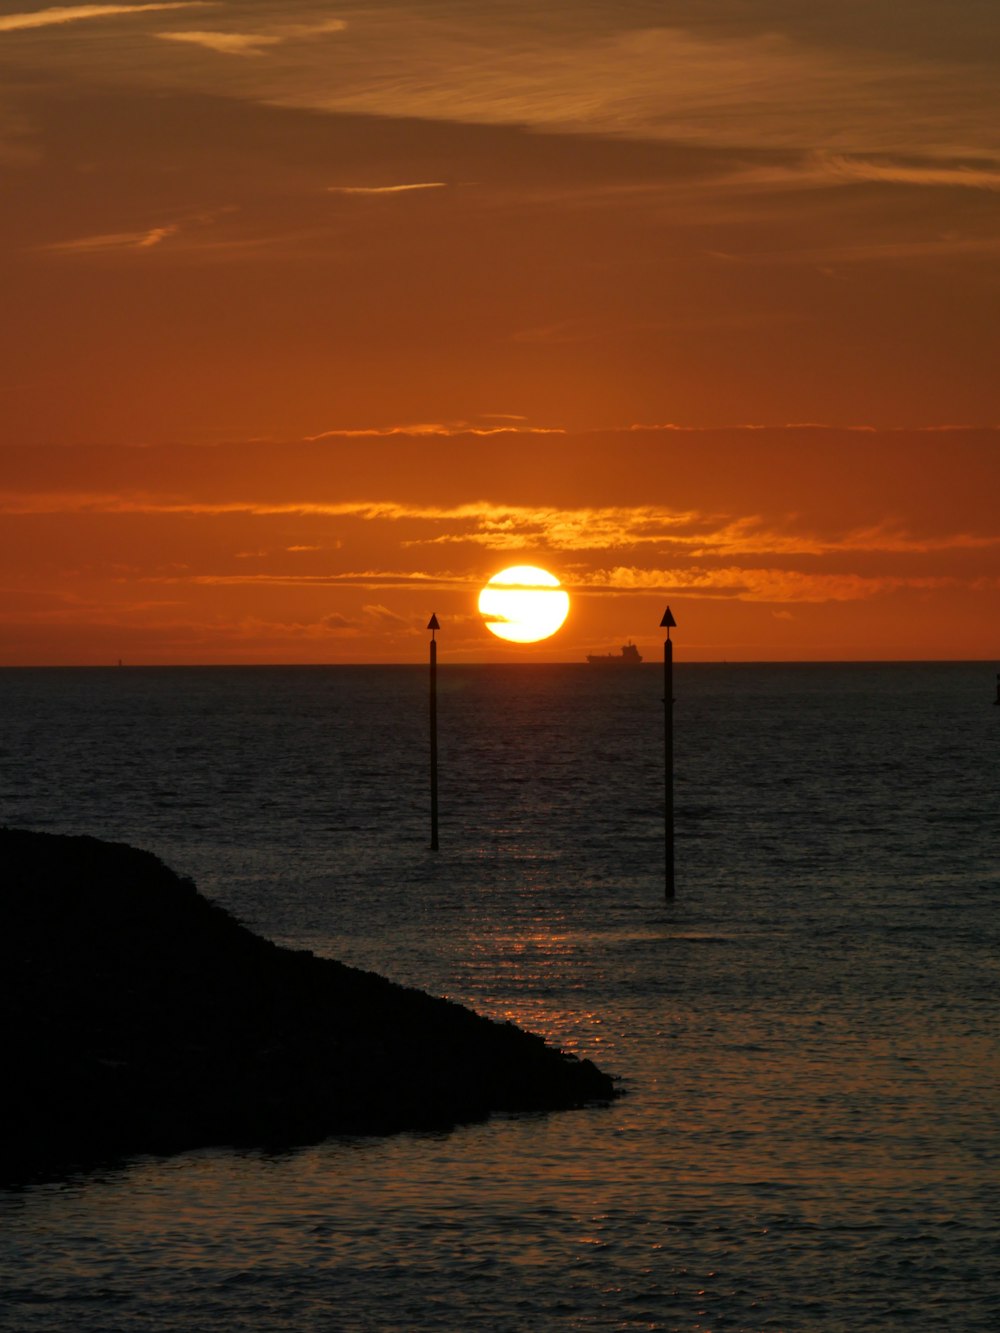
[2,828,615,1181]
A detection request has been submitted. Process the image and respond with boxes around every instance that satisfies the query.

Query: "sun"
[478,565,570,643]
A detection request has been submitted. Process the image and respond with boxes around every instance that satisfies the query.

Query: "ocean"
[0,662,997,1331]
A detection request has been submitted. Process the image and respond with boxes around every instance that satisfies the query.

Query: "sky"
[1,1,998,664]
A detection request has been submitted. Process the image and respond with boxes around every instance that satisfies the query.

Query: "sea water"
[0,663,996,1331]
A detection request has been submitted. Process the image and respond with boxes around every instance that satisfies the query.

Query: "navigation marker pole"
[661,606,677,902]
[428,613,440,851]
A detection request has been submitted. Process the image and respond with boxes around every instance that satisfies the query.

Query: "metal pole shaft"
[430,636,439,851]
[664,635,674,901]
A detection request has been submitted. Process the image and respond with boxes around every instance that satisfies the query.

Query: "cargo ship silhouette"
[586,642,642,665]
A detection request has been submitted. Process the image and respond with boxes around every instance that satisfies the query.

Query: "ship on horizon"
[586,642,643,665]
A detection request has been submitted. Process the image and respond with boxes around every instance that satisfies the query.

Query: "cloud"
[38,224,179,253]
[157,30,280,57]
[695,152,1000,198]
[820,153,1000,192]
[276,21,347,39]
[104,565,999,608]
[715,233,1000,268]
[156,16,346,57]
[245,18,998,170]
[1,490,996,565]
[0,3,205,33]
[139,571,466,592]
[305,421,564,439]
[579,566,967,604]
[327,183,447,195]
[362,603,410,627]
[32,208,234,257]
[5,8,994,190]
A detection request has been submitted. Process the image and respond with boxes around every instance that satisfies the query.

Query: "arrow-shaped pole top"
[660,606,676,634]
[427,612,440,636]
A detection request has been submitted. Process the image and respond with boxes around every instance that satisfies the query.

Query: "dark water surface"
[1,664,997,1330]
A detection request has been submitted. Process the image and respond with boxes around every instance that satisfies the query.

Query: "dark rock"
[0,828,616,1181]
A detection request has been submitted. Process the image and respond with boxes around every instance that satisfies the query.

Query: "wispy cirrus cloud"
[820,153,1000,191]
[121,566,999,608]
[33,207,234,256]
[252,19,998,169]
[305,421,565,439]
[362,603,411,627]
[327,182,447,195]
[711,232,1000,268]
[701,152,1000,197]
[143,571,466,592]
[156,18,346,57]
[38,224,179,253]
[157,30,280,57]
[0,3,206,33]
[578,566,975,603]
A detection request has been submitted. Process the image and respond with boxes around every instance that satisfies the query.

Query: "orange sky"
[2,3,999,663]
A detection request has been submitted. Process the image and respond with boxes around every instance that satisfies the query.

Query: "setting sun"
[478,566,570,644]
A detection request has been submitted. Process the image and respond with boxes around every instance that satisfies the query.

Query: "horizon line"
[1,657,995,669]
